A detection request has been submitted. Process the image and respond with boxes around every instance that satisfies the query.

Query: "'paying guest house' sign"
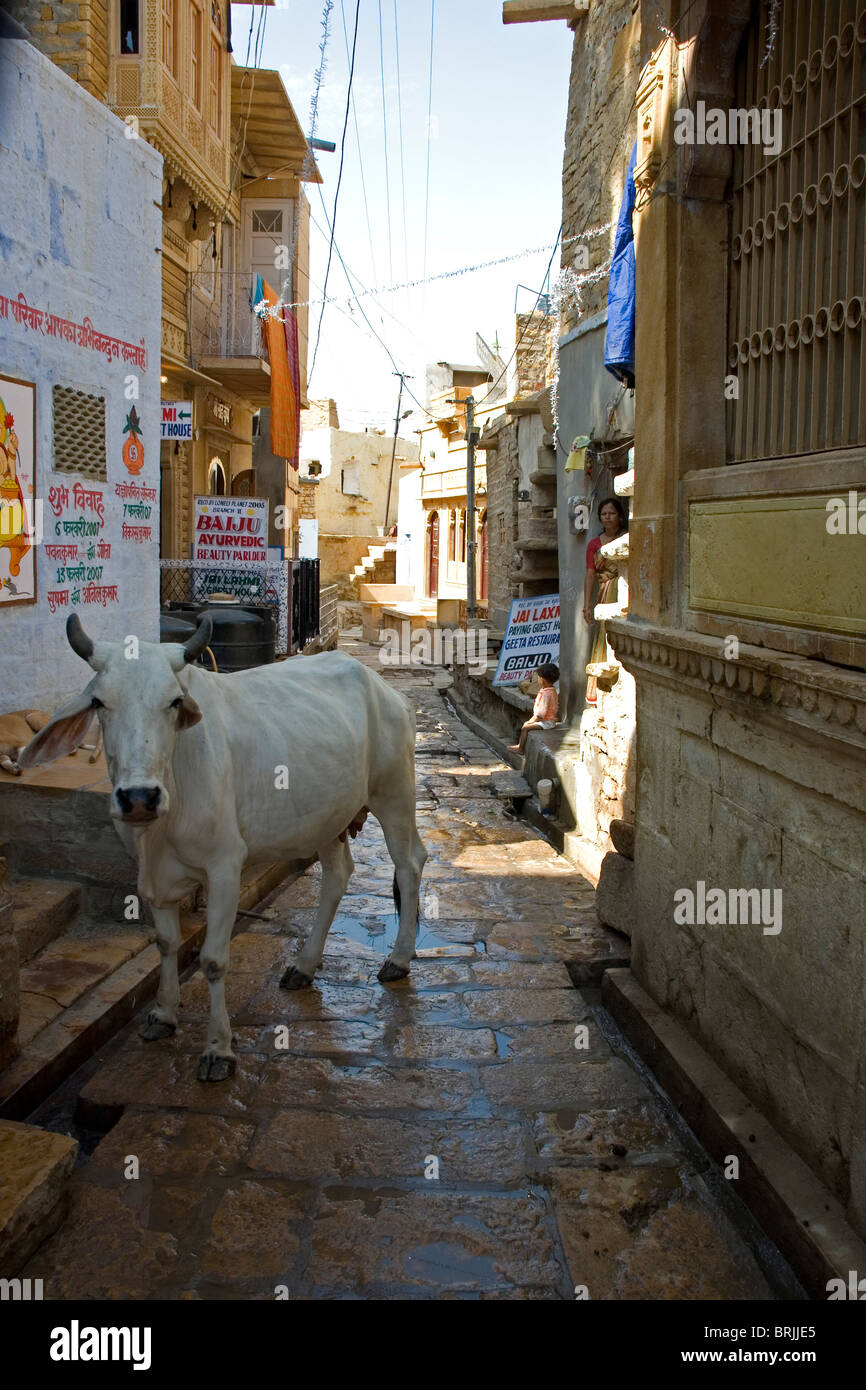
[493,593,560,687]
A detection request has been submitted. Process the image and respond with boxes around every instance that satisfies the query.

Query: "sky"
[231,0,572,432]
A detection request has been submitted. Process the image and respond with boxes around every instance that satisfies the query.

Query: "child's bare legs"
[509,718,538,756]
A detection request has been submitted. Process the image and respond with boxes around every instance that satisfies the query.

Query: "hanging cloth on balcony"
[282,306,301,471]
[604,141,637,389]
[260,277,299,463]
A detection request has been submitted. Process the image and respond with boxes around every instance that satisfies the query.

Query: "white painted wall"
[0,40,162,712]
[396,464,423,594]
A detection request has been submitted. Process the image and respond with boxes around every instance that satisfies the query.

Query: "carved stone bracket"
[634,41,674,209]
[607,620,866,748]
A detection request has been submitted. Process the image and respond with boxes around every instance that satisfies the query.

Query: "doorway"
[427,511,439,598]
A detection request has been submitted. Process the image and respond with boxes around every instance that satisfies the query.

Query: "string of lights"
[256,221,615,319]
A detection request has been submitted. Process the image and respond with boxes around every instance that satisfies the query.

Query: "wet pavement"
[23,644,794,1300]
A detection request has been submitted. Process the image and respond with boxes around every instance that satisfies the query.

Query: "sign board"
[298,518,318,559]
[492,592,560,686]
[192,495,269,568]
[160,400,193,440]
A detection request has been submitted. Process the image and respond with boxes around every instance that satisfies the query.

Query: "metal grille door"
[727,2,866,461]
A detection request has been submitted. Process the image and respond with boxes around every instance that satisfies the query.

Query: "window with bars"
[161,0,178,82]
[190,3,203,109]
[53,386,107,481]
[727,1,866,462]
[209,32,222,131]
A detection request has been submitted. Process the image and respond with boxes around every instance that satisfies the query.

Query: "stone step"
[0,1118,77,1274]
[12,879,82,963]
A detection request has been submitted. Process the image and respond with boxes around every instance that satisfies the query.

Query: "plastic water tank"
[176,600,276,673]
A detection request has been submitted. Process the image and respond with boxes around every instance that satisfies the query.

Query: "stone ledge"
[0,1119,77,1275]
[0,857,306,1122]
[602,968,866,1300]
[608,620,866,747]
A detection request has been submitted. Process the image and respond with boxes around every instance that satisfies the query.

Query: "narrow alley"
[20,643,797,1301]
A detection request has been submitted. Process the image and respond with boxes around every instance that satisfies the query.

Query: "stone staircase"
[349,540,397,590]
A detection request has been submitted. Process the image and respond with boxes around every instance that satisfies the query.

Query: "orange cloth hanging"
[261,277,298,461]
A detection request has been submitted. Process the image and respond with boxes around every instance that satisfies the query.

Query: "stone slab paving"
[22,650,788,1300]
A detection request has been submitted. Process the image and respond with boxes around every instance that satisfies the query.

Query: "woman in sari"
[583,496,628,706]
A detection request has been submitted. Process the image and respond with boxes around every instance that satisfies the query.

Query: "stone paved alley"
[22,643,797,1300]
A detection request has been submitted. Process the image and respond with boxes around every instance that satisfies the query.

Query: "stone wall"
[481,418,518,631]
[561,0,640,337]
[298,478,318,521]
[0,40,162,714]
[514,312,556,399]
[9,1,109,100]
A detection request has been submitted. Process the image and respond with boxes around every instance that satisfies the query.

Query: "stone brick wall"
[10,0,109,100]
[561,0,640,337]
[482,420,519,631]
[515,312,556,399]
[298,478,318,521]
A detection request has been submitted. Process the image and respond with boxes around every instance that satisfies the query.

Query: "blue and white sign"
[160,400,193,440]
[492,593,561,686]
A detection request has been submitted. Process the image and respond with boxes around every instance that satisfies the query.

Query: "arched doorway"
[479,509,488,604]
[231,468,256,497]
[426,511,439,598]
[208,456,227,495]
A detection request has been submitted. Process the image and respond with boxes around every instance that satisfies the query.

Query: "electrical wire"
[339,0,377,284]
[309,0,362,387]
[473,228,563,407]
[393,0,410,288]
[422,0,435,285]
[377,0,394,285]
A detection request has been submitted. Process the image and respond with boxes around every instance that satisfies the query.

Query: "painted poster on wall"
[0,373,36,607]
[492,593,560,686]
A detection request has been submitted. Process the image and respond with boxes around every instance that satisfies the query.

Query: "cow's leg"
[372,794,427,983]
[280,837,353,989]
[140,901,181,1041]
[196,865,242,1082]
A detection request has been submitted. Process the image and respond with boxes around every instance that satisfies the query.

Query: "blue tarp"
[604,141,637,389]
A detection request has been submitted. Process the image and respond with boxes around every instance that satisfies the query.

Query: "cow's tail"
[392,873,401,913]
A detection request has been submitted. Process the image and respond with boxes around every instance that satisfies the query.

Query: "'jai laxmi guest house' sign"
[0,43,162,713]
[493,594,561,687]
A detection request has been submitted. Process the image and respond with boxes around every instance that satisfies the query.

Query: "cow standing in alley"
[20,615,427,1080]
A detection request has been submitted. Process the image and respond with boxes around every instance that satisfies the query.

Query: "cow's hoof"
[279,965,313,991]
[377,958,410,983]
[196,1052,236,1083]
[139,1013,176,1042]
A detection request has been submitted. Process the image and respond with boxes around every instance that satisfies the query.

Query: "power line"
[339,0,377,284]
[423,0,435,284]
[393,0,410,288]
[377,0,394,285]
[473,228,562,407]
[309,0,362,387]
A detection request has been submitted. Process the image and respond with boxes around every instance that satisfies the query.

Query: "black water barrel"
[160,613,197,644]
[182,601,275,672]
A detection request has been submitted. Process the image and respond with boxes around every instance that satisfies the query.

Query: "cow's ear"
[177,695,202,730]
[17,683,98,768]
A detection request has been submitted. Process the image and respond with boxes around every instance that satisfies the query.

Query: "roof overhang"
[231,66,322,184]
[503,0,588,23]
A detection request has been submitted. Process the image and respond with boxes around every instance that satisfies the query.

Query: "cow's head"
[19,614,212,824]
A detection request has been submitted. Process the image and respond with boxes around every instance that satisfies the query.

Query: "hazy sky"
[232,0,572,430]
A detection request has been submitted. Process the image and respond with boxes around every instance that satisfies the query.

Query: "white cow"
[20,614,427,1081]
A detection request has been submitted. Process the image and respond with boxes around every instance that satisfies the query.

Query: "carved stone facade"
[612,0,866,1240]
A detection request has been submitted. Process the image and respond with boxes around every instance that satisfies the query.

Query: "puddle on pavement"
[493,1030,512,1059]
[328,914,481,960]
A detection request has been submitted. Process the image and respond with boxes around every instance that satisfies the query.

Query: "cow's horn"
[67,614,94,662]
[183,614,213,664]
